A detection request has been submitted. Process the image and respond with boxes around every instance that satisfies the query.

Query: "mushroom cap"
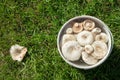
[92,27,101,34]
[82,52,98,65]
[77,31,94,46]
[66,28,73,34]
[62,34,76,45]
[10,44,27,61]
[10,44,24,56]
[83,20,95,31]
[72,22,83,33]
[95,33,108,43]
[14,48,27,61]
[92,41,107,59]
[85,45,94,54]
[62,41,83,61]
[91,27,101,37]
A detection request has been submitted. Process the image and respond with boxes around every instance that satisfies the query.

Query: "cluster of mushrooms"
[61,20,108,65]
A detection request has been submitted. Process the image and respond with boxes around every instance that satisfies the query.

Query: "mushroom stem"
[72,22,83,33]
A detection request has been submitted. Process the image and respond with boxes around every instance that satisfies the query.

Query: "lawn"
[0,0,120,80]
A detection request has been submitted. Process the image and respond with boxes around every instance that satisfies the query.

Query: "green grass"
[0,0,120,80]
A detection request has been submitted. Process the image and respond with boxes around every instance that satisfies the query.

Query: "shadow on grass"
[79,45,120,80]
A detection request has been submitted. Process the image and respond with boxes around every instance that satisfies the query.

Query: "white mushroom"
[92,27,101,36]
[74,33,78,38]
[10,44,27,61]
[66,28,73,34]
[85,45,94,54]
[62,34,76,45]
[83,20,95,30]
[95,33,108,43]
[77,31,94,46]
[92,41,107,59]
[82,52,98,65]
[62,41,83,61]
[72,22,83,33]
